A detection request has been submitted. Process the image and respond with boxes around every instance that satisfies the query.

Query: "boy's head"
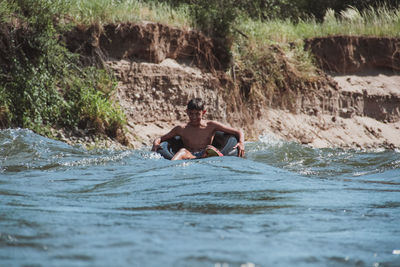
[187,98,205,111]
[186,98,206,125]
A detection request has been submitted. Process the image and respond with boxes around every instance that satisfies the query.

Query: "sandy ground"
[260,110,400,149]
[124,121,173,149]
[128,110,400,150]
[128,111,400,151]
[258,72,400,149]
[333,71,400,96]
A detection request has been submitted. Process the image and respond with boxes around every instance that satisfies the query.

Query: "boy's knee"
[177,148,190,153]
[172,148,195,160]
[176,148,192,157]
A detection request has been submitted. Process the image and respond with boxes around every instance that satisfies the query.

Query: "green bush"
[188,0,239,38]
[62,68,126,136]
[0,0,126,138]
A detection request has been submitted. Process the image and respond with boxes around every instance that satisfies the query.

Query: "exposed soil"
[64,22,230,72]
[63,22,400,149]
[304,36,400,74]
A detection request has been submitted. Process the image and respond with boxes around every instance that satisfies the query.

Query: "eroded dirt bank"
[66,23,400,149]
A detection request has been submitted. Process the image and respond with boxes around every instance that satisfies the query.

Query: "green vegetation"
[234,5,400,45]
[65,0,190,27]
[0,0,126,139]
[309,6,400,37]
[0,0,399,142]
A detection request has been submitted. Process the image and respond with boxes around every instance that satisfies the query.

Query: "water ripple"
[1,129,400,267]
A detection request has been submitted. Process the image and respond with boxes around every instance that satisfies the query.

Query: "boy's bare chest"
[180,126,214,150]
[181,126,213,139]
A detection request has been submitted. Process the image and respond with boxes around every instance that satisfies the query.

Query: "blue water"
[1,129,399,267]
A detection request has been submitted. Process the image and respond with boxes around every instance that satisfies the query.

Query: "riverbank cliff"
[2,21,399,150]
[63,22,399,150]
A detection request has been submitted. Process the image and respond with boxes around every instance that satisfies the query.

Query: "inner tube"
[157,131,239,160]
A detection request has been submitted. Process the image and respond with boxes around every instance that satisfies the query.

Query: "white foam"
[258,133,286,147]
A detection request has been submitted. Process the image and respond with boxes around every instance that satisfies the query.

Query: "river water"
[1,129,399,267]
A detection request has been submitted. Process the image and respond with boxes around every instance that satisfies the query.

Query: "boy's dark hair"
[187,98,205,110]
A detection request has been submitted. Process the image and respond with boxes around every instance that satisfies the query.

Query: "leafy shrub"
[62,68,126,136]
[187,0,239,38]
[0,0,126,138]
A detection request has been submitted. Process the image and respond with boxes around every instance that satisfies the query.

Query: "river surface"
[1,129,399,267]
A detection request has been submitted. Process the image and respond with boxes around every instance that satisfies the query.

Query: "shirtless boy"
[151,98,245,160]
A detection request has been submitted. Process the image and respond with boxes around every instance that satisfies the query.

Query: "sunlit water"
[1,129,399,267]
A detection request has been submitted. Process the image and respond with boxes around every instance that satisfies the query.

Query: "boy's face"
[186,109,206,125]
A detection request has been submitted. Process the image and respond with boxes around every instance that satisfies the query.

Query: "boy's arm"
[211,121,245,157]
[151,126,181,151]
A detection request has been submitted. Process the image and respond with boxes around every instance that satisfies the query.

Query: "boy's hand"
[234,142,245,157]
[152,138,161,151]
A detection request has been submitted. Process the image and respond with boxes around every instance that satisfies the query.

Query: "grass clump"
[63,68,126,137]
[316,5,400,37]
[235,5,400,45]
[64,0,191,27]
[288,5,400,40]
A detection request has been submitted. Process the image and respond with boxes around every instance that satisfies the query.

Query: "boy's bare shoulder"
[206,120,224,128]
[171,124,185,132]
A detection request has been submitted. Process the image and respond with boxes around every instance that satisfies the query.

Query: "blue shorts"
[192,150,205,159]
